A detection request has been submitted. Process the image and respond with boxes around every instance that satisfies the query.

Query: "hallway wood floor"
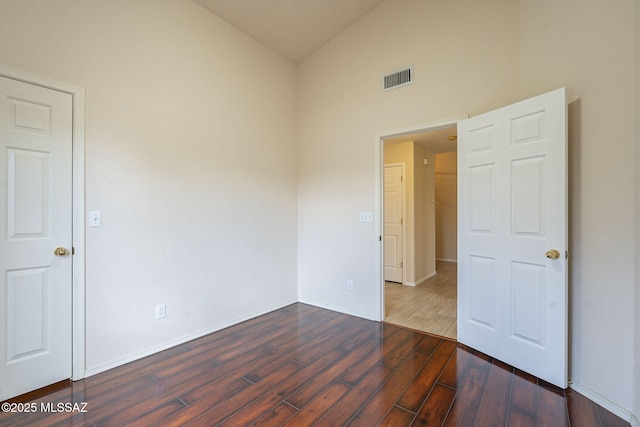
[1,303,629,426]
[385,261,457,338]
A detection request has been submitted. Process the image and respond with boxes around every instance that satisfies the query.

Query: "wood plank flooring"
[385,261,457,338]
[1,303,629,426]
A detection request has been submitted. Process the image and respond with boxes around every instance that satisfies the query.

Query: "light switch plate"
[89,211,101,227]
[359,212,373,223]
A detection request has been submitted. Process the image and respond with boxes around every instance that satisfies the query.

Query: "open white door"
[457,88,567,388]
[0,76,73,400]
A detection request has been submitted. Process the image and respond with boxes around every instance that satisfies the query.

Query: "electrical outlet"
[347,280,353,290]
[156,304,166,319]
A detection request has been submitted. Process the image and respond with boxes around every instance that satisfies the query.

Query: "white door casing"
[0,75,73,400]
[384,163,404,283]
[457,88,567,388]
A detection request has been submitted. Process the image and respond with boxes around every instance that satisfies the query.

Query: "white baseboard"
[297,298,377,322]
[405,270,437,287]
[83,298,298,378]
[569,380,636,425]
[436,258,457,263]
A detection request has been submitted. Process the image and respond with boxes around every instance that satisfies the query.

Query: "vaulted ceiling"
[193,0,385,64]
[193,0,458,148]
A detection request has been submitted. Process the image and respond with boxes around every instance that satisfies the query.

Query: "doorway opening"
[377,117,465,339]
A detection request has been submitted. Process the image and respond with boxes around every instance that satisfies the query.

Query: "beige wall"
[297,0,520,318]
[297,0,637,418]
[435,152,457,262]
[0,0,298,373]
[413,144,435,281]
[635,2,640,423]
[516,0,636,413]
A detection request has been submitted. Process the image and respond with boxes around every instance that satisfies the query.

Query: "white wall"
[0,0,298,372]
[297,0,637,419]
[0,0,636,421]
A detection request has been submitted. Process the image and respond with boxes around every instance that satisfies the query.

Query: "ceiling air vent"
[383,66,413,91]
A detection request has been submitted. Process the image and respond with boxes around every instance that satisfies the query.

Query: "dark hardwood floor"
[1,303,630,426]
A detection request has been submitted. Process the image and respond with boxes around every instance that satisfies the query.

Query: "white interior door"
[457,88,567,388]
[0,76,73,400]
[384,164,404,283]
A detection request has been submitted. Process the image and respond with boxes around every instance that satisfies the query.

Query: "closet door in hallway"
[384,163,404,283]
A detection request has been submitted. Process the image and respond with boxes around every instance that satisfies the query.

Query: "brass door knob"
[54,247,69,257]
[545,249,560,260]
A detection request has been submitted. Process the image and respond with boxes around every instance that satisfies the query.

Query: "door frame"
[0,64,86,380]
[374,116,467,322]
[383,162,406,285]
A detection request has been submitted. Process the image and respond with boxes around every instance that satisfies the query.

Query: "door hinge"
[400,218,403,225]
[379,235,382,242]
[400,261,403,268]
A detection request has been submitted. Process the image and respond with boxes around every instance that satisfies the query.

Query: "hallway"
[384,261,457,338]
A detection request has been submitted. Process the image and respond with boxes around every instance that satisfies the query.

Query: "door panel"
[469,255,495,329]
[6,268,50,361]
[458,88,567,388]
[468,164,494,233]
[510,261,545,345]
[0,76,73,400]
[511,156,545,235]
[8,149,51,237]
